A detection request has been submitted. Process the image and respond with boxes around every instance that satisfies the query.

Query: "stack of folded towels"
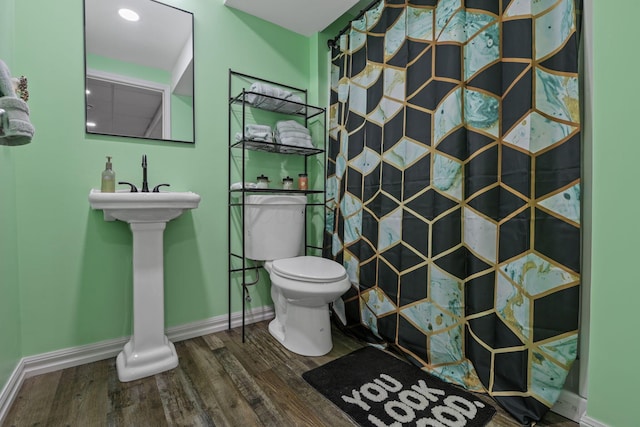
[235,124,273,142]
[274,120,313,149]
[246,82,304,114]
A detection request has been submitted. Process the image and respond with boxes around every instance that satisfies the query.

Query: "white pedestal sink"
[89,189,201,382]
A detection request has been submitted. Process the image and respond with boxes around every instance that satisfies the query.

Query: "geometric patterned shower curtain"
[325,1,582,424]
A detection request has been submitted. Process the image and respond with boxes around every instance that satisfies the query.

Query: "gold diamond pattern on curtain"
[325,0,581,424]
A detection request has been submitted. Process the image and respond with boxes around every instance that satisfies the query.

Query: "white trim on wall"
[0,306,274,424]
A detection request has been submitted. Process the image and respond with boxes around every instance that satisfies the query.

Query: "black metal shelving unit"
[227,70,327,341]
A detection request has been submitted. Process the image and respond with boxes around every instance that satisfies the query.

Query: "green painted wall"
[587,1,639,426]
[9,0,312,358]
[0,0,23,392]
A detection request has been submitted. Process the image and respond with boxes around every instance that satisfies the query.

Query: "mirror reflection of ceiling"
[223,0,367,36]
[85,0,192,77]
[86,78,163,139]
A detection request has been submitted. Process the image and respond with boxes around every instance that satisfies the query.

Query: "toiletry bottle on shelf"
[298,173,308,190]
[101,156,115,193]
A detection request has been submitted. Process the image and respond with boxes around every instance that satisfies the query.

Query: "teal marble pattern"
[352,147,381,175]
[329,107,339,140]
[326,176,338,208]
[428,360,484,391]
[401,300,459,336]
[539,183,580,224]
[464,207,497,263]
[464,88,499,137]
[344,210,363,245]
[533,0,566,15]
[503,0,531,17]
[325,204,335,234]
[349,82,368,117]
[382,138,429,169]
[344,251,360,284]
[430,266,463,318]
[434,87,462,144]
[340,192,362,218]
[435,0,462,39]
[538,333,578,366]
[385,9,406,60]
[331,63,339,92]
[535,0,575,60]
[378,207,402,251]
[332,232,342,257]
[464,23,500,81]
[362,288,397,317]
[352,63,383,90]
[501,253,579,297]
[365,1,384,31]
[429,324,464,365]
[338,79,349,103]
[503,111,578,153]
[360,299,380,337]
[335,153,347,180]
[384,68,406,102]
[341,127,349,154]
[531,349,570,405]
[440,11,496,43]
[496,271,531,339]
[407,6,434,41]
[433,153,463,201]
[349,28,367,53]
[535,68,579,123]
[369,97,404,126]
[338,34,348,52]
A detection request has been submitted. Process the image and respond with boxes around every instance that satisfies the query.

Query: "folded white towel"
[275,120,309,133]
[235,123,273,142]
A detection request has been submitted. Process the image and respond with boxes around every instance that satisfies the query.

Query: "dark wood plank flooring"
[2,321,577,426]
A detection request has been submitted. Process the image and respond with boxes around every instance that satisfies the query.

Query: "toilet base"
[268,303,333,357]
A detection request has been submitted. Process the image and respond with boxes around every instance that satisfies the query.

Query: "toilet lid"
[272,256,347,283]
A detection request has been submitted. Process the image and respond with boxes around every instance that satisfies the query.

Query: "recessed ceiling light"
[85,89,91,95]
[87,122,97,128]
[118,8,140,22]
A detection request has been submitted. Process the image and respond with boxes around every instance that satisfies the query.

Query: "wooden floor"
[2,321,577,427]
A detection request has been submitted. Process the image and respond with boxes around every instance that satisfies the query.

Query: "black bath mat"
[303,346,496,427]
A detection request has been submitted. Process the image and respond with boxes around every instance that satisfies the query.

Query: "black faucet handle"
[152,184,170,193]
[118,182,138,192]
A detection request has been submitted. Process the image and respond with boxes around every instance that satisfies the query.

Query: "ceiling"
[223,0,372,37]
[84,0,192,72]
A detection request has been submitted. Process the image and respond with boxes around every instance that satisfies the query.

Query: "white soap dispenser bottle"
[101,156,115,193]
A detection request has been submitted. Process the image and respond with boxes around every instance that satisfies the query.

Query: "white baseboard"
[552,389,588,423]
[0,306,274,424]
[580,415,609,427]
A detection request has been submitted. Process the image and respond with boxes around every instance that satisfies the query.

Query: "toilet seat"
[271,256,347,283]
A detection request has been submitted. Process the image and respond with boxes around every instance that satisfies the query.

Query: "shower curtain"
[325,0,581,424]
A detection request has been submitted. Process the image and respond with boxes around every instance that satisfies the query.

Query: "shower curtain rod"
[327,0,382,49]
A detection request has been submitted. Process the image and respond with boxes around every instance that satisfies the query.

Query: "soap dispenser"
[101,156,115,193]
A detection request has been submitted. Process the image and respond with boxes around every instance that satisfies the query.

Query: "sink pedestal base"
[117,222,177,382]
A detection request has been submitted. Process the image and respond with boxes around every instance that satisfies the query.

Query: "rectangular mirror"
[84,0,194,143]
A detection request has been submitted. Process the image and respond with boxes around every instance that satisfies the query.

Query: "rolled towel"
[0,59,34,146]
[246,82,304,113]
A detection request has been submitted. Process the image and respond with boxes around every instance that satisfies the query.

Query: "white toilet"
[244,194,350,356]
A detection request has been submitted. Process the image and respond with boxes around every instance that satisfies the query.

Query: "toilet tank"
[244,194,306,261]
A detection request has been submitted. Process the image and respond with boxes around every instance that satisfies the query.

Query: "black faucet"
[118,154,170,192]
[141,154,149,192]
